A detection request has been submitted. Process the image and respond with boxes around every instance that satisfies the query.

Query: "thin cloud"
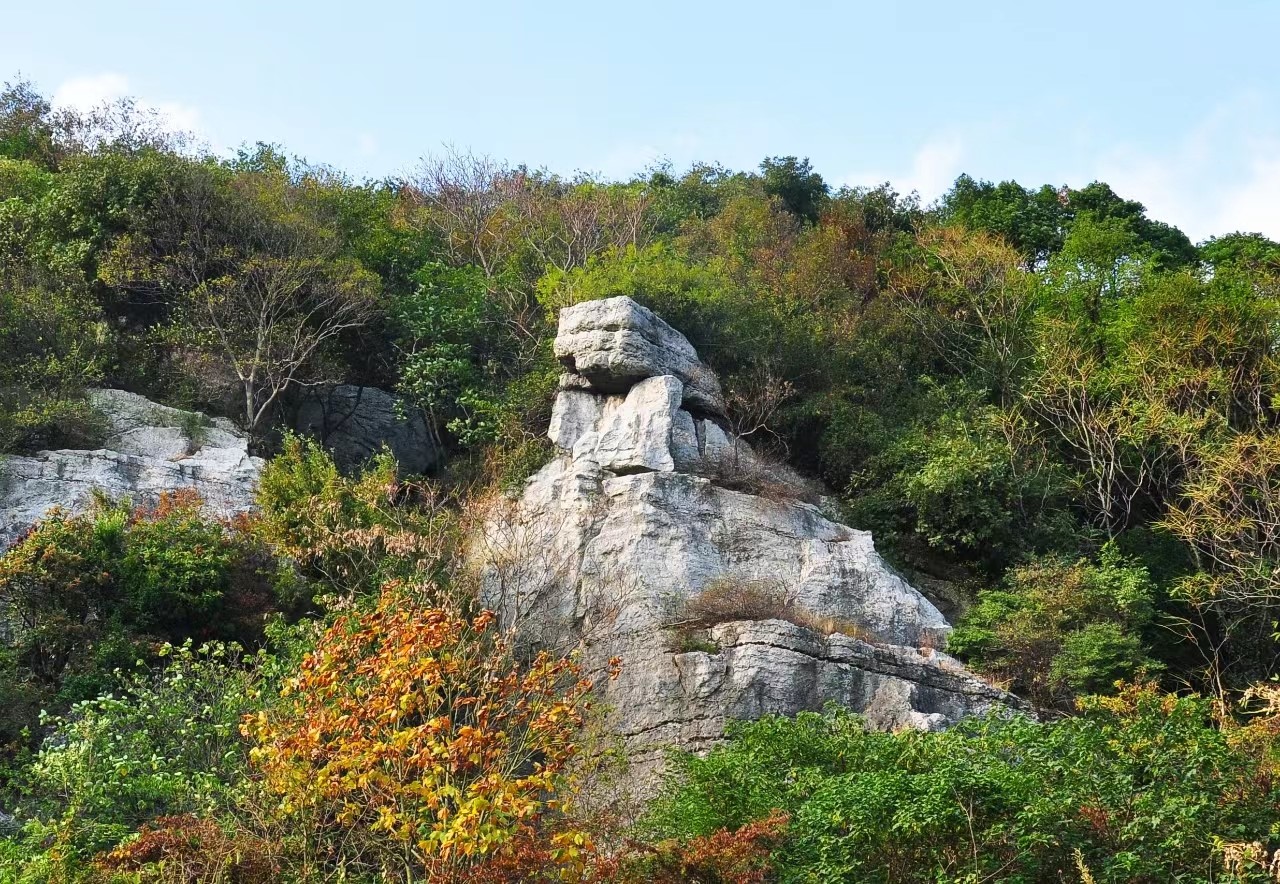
[839,134,966,204]
[1091,94,1280,241]
[52,71,203,135]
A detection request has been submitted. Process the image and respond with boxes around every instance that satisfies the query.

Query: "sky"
[4,0,1280,241]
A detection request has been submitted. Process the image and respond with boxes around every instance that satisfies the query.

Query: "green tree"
[759,156,828,224]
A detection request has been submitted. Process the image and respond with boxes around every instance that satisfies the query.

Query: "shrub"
[254,434,458,597]
[948,543,1162,709]
[591,810,788,884]
[96,815,281,884]
[0,493,279,754]
[3,491,277,646]
[704,444,824,505]
[9,641,264,868]
[242,580,598,882]
[643,687,1280,883]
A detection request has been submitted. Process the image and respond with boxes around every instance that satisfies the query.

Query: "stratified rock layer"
[477,296,1019,776]
[0,390,262,547]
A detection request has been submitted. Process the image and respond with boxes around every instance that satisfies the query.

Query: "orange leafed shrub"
[589,810,789,884]
[97,815,281,884]
[242,580,596,881]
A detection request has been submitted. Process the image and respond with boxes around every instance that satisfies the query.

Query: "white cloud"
[357,133,378,156]
[52,72,202,135]
[839,134,966,204]
[1089,95,1280,241]
[52,72,130,110]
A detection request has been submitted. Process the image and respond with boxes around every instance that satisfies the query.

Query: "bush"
[643,687,1280,883]
[97,814,281,884]
[242,580,597,882]
[948,543,1162,708]
[0,492,279,748]
[254,434,459,597]
[8,641,264,867]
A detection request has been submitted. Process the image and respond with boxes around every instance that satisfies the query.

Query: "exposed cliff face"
[476,297,1019,774]
[0,389,263,548]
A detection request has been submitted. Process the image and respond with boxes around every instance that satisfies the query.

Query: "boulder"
[294,385,439,475]
[475,297,1022,780]
[0,390,262,548]
[554,296,726,415]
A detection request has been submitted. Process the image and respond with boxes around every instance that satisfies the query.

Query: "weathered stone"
[294,385,438,475]
[476,299,1023,783]
[554,296,726,414]
[0,390,262,548]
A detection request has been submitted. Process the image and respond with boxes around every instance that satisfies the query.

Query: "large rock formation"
[294,384,439,475]
[476,297,1018,773]
[0,389,262,548]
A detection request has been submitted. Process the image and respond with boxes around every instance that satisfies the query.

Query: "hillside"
[1,78,1279,881]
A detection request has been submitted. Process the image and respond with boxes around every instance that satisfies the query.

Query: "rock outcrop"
[294,384,439,475]
[476,297,1018,775]
[0,389,262,548]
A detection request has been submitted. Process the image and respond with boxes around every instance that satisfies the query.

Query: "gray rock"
[475,300,1023,784]
[0,390,262,548]
[554,296,726,415]
[294,385,439,475]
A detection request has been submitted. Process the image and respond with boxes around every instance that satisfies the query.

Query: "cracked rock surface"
[476,296,1022,778]
[0,389,262,548]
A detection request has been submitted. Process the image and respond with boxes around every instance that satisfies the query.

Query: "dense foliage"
[0,492,279,754]
[3,75,1280,880]
[645,692,1280,883]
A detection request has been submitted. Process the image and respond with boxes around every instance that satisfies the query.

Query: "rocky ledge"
[0,389,263,548]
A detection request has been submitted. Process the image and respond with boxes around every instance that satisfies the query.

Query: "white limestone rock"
[0,390,262,548]
[476,296,1023,781]
[554,296,726,415]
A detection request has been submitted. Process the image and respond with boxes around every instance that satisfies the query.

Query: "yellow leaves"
[243,580,592,870]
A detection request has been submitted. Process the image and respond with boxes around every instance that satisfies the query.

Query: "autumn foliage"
[242,581,596,881]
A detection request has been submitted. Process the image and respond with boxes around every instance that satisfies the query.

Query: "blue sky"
[5,0,1279,240]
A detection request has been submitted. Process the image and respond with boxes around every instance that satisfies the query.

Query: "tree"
[759,156,827,225]
[1070,181,1197,269]
[938,174,1069,266]
[948,545,1160,708]
[108,160,380,432]
[0,79,58,168]
[891,226,1036,403]
[1199,232,1280,273]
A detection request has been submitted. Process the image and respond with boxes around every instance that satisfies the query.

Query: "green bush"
[644,690,1280,883]
[0,494,279,750]
[8,641,264,867]
[948,544,1162,708]
[255,435,458,596]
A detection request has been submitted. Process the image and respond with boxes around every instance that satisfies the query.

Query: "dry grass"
[706,444,825,506]
[676,577,883,643]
